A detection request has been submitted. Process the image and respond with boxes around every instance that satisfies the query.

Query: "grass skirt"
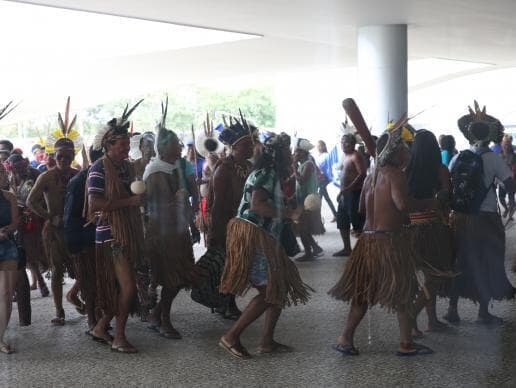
[220,218,313,308]
[146,225,196,289]
[42,224,75,278]
[71,245,97,306]
[329,231,419,312]
[295,209,325,236]
[405,212,456,280]
[96,241,137,316]
[449,212,515,302]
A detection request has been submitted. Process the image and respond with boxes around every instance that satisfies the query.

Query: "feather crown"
[92,99,144,151]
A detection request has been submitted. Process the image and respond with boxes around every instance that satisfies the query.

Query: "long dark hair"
[407,130,441,199]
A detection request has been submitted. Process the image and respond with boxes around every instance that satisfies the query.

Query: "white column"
[357,24,407,134]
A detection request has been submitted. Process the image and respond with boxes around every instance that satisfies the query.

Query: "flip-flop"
[51,317,65,326]
[332,343,359,356]
[111,344,138,354]
[218,337,252,359]
[89,331,114,345]
[0,344,14,355]
[147,323,160,333]
[257,342,293,354]
[159,328,182,340]
[396,343,433,357]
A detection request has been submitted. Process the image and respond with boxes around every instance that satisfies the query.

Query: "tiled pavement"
[1,209,516,387]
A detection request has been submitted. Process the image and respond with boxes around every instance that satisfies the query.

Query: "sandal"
[219,337,252,359]
[159,327,182,340]
[332,343,359,356]
[257,342,293,354]
[51,316,65,326]
[396,343,433,357]
[0,344,14,355]
[88,331,114,345]
[111,344,138,354]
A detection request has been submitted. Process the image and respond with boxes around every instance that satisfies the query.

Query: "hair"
[253,145,291,180]
[342,134,357,146]
[139,131,155,148]
[440,135,455,152]
[376,133,389,155]
[0,140,14,152]
[317,140,328,153]
[54,138,75,150]
[406,130,441,199]
[469,122,490,145]
[89,146,104,164]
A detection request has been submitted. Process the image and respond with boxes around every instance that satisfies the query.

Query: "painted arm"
[26,173,50,221]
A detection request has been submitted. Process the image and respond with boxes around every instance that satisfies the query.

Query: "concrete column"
[357,24,407,134]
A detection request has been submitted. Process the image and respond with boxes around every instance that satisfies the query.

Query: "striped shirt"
[87,159,131,243]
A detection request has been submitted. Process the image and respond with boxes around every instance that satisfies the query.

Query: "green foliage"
[0,85,276,141]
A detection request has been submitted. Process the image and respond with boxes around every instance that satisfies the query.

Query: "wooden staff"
[342,98,376,157]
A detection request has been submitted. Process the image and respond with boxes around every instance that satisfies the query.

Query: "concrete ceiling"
[3,0,516,120]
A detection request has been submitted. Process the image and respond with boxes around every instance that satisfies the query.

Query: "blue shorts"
[0,239,19,262]
[250,252,269,287]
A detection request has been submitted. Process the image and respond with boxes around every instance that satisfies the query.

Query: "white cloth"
[449,147,512,212]
[143,158,178,182]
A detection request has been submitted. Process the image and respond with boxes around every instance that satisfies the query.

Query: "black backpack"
[450,149,491,214]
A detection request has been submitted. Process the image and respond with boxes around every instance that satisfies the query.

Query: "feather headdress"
[376,113,414,167]
[156,96,178,149]
[46,97,83,154]
[457,100,504,145]
[92,99,144,151]
[195,112,224,157]
[218,109,257,146]
[0,101,18,122]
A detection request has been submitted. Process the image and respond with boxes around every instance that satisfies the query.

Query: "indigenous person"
[0,163,19,354]
[333,134,366,257]
[444,102,516,324]
[498,134,516,218]
[206,121,254,319]
[219,132,312,359]
[315,140,337,220]
[0,140,13,164]
[87,100,145,353]
[293,138,324,261]
[64,147,104,331]
[5,153,49,297]
[144,101,203,338]
[27,136,78,325]
[329,124,438,356]
[133,132,155,179]
[405,130,454,334]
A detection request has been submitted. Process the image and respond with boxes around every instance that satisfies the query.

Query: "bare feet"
[257,340,293,354]
[296,254,315,262]
[30,283,37,290]
[66,292,85,315]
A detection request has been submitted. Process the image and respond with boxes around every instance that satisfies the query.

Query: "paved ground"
[2,202,516,387]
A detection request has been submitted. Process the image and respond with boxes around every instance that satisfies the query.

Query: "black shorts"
[336,190,364,231]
